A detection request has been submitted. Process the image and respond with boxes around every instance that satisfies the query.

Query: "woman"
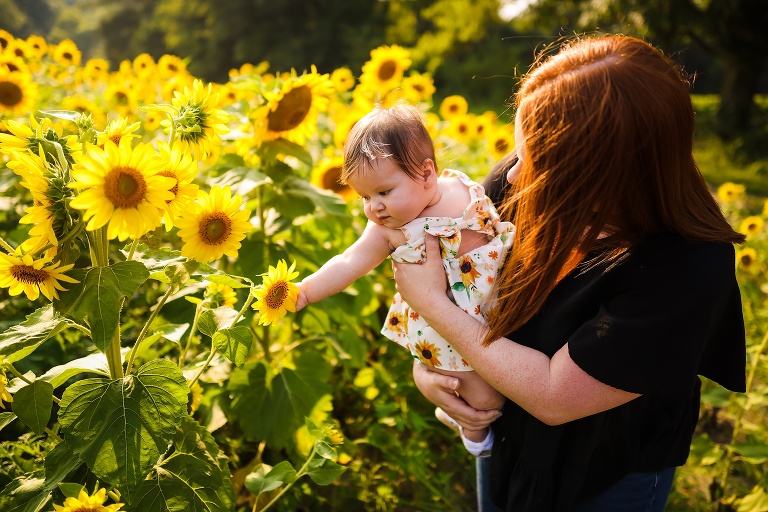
[393,35,746,511]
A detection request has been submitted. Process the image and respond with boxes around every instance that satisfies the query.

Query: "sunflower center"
[740,254,753,266]
[0,81,22,107]
[5,62,19,72]
[105,166,147,208]
[199,213,232,244]
[62,52,73,61]
[389,316,399,326]
[10,265,47,285]
[268,85,312,132]
[449,104,459,113]
[158,171,179,200]
[114,91,129,104]
[322,166,347,193]
[460,261,473,273]
[266,281,289,309]
[495,139,509,153]
[378,60,397,81]
[109,135,122,145]
[421,348,433,359]
[168,63,178,72]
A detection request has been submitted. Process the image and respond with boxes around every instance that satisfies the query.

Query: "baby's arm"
[296,221,394,311]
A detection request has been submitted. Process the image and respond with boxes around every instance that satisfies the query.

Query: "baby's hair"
[341,103,437,183]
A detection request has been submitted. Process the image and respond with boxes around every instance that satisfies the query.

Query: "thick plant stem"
[107,329,124,380]
[256,445,318,512]
[719,329,768,497]
[126,285,174,374]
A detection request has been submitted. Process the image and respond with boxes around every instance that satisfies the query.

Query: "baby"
[296,103,513,455]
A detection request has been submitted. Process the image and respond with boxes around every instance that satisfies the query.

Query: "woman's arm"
[393,235,639,426]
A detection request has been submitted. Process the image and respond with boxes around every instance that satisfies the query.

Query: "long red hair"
[485,35,744,345]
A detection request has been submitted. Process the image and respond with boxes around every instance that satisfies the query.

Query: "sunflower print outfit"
[381,170,514,371]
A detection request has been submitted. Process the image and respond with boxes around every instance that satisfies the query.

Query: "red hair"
[485,35,744,344]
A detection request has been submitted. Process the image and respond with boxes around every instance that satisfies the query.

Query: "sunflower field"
[0,29,767,512]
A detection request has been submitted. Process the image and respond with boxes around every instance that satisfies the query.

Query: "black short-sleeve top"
[488,232,746,512]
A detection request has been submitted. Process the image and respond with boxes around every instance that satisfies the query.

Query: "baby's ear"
[421,158,437,182]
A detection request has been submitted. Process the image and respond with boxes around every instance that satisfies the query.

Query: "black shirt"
[488,232,746,511]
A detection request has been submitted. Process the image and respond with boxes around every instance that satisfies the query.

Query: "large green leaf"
[269,176,347,219]
[306,457,347,485]
[244,461,297,496]
[39,352,111,389]
[12,381,53,434]
[0,412,16,431]
[197,306,239,338]
[228,351,331,448]
[53,261,150,353]
[0,305,76,363]
[212,326,252,368]
[127,416,234,512]
[57,359,188,499]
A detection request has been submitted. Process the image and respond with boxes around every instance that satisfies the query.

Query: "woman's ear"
[421,158,437,187]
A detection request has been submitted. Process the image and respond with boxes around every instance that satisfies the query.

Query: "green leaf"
[0,412,16,431]
[260,138,313,169]
[198,306,240,337]
[738,485,768,512]
[450,282,466,291]
[244,461,297,496]
[208,167,271,196]
[39,109,82,122]
[228,351,332,448]
[0,305,75,363]
[0,475,51,512]
[57,483,85,498]
[139,104,177,116]
[733,443,768,464]
[164,261,198,293]
[44,442,83,489]
[212,326,252,368]
[12,381,53,434]
[54,261,150,353]
[39,352,110,389]
[689,434,724,466]
[206,273,252,289]
[270,176,347,219]
[57,360,188,499]
[122,244,185,272]
[127,416,235,512]
[700,386,732,407]
[315,441,337,460]
[306,458,347,485]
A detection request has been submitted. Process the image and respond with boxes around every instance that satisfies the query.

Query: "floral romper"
[380,169,514,372]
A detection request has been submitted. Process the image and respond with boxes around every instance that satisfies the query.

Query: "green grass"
[694,95,768,198]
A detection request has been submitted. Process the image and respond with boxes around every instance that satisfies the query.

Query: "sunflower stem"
[126,238,140,261]
[168,112,178,147]
[179,301,205,369]
[0,236,15,254]
[106,329,124,380]
[718,327,768,497]
[126,285,175,374]
[44,427,62,442]
[257,444,318,512]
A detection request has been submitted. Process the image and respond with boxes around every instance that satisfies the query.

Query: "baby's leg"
[429,368,504,442]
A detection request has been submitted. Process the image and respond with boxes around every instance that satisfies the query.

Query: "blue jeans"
[477,460,675,512]
[574,468,676,512]
[476,457,504,512]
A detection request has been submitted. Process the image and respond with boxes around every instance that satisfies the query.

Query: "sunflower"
[162,79,230,160]
[385,310,406,334]
[187,379,204,413]
[739,216,764,238]
[105,81,138,117]
[52,487,123,512]
[402,72,436,104]
[0,67,37,115]
[471,113,494,141]
[360,45,411,91]
[68,140,175,241]
[414,340,442,367]
[158,54,187,79]
[439,95,469,120]
[310,157,356,201]
[253,67,334,146]
[142,109,163,132]
[0,52,29,74]
[155,142,199,230]
[251,259,300,326]
[205,282,238,308]
[716,182,745,203]
[175,186,252,263]
[445,114,472,141]
[0,252,78,301]
[331,106,367,148]
[132,53,156,77]
[0,372,12,409]
[25,35,48,60]
[459,254,482,292]
[0,30,13,52]
[330,67,355,92]
[488,127,515,161]
[736,247,758,271]
[0,116,80,164]
[82,58,110,83]
[51,39,81,67]
[96,117,141,148]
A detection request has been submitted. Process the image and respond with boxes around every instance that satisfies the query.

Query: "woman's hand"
[413,362,501,431]
[392,234,449,315]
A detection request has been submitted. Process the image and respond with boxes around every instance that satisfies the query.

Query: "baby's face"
[347,158,432,229]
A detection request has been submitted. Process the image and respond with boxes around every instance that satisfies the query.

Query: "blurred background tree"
[2,0,767,137]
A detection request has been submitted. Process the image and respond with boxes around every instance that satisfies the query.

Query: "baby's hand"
[295,285,309,312]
